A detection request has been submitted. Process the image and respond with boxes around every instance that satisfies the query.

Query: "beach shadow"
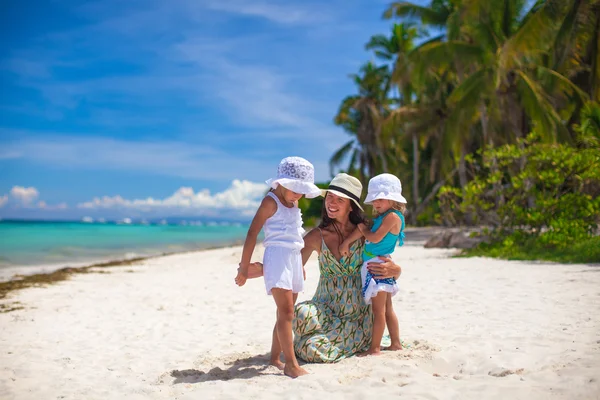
[170,353,279,383]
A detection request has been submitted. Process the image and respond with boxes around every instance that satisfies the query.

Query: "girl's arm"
[359,212,400,243]
[235,196,276,286]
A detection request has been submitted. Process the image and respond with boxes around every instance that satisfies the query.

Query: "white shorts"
[263,246,304,295]
[361,256,399,305]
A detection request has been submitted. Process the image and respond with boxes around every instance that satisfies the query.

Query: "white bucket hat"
[364,173,407,204]
[265,156,321,198]
[320,173,364,211]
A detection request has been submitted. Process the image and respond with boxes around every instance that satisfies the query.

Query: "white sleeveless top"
[263,192,305,250]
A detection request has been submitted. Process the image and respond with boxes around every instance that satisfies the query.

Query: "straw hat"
[364,173,407,204]
[320,173,364,211]
[265,156,321,198]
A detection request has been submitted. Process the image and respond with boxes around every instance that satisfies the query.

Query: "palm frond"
[516,69,563,142]
[537,65,589,103]
[411,41,485,71]
[500,1,561,71]
[383,2,449,27]
[552,0,584,71]
[329,140,356,175]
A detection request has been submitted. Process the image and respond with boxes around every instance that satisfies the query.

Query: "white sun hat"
[320,173,364,211]
[265,156,321,198]
[364,173,407,204]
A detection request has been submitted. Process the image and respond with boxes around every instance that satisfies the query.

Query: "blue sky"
[0,0,420,220]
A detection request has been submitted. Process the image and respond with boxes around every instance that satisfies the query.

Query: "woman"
[293,173,401,362]
[245,173,402,363]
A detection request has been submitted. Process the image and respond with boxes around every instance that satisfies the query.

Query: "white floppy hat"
[320,173,364,211]
[265,156,321,198]
[364,173,407,204]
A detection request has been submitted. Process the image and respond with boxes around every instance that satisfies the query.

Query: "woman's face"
[324,192,351,220]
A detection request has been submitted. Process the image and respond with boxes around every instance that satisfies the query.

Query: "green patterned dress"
[293,234,372,362]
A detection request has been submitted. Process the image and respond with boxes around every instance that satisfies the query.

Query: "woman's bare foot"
[270,358,285,370]
[283,363,308,378]
[382,343,403,351]
[357,348,382,357]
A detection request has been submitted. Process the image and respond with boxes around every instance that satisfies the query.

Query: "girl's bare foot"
[357,348,382,357]
[270,359,285,370]
[382,343,403,351]
[283,363,308,378]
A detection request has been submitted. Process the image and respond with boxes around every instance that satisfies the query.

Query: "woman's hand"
[367,256,401,279]
[240,262,264,279]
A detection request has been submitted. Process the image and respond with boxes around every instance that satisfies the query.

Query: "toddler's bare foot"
[357,348,382,357]
[383,343,403,351]
[269,358,285,370]
[283,363,308,378]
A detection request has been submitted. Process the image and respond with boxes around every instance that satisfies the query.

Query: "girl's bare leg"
[359,291,387,356]
[271,289,307,378]
[383,293,402,350]
[269,322,284,369]
[269,293,298,369]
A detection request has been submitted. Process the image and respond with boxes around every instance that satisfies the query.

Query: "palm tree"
[408,0,588,146]
[331,62,391,184]
[330,0,598,225]
[366,23,423,210]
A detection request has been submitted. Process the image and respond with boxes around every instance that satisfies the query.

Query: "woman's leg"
[271,289,307,378]
[384,292,402,350]
[269,293,298,368]
[360,291,387,356]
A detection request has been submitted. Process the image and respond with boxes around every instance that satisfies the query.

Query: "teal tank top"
[363,210,405,259]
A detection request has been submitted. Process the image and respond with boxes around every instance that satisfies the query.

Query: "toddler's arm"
[339,227,364,256]
[359,212,400,244]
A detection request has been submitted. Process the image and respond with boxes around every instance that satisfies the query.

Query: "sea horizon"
[0,219,252,278]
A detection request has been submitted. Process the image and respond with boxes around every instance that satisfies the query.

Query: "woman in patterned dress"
[245,173,402,363]
[292,173,402,362]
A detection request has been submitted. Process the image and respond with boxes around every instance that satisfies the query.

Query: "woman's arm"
[366,256,402,279]
[243,228,322,279]
[300,228,321,266]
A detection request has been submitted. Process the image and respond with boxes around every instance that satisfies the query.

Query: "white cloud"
[10,186,39,205]
[78,180,268,211]
[0,187,68,210]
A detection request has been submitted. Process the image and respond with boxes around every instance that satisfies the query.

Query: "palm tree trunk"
[412,131,419,225]
[458,146,468,188]
[480,102,505,208]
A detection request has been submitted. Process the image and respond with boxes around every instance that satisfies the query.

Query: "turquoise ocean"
[0,220,251,271]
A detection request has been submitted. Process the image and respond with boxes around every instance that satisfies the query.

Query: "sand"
[1,240,599,400]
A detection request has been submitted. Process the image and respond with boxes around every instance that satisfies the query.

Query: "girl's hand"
[235,266,248,286]
[303,267,306,281]
[367,256,402,279]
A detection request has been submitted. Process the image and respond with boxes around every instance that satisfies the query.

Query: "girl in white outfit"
[235,156,320,378]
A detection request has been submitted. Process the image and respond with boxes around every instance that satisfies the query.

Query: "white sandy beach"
[1,241,599,400]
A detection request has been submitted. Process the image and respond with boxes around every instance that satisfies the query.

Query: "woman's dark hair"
[319,193,366,242]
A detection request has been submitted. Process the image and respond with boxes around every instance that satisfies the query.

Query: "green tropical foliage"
[328,0,599,227]
[319,0,600,261]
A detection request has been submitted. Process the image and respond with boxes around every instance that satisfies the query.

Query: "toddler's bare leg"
[383,293,402,350]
